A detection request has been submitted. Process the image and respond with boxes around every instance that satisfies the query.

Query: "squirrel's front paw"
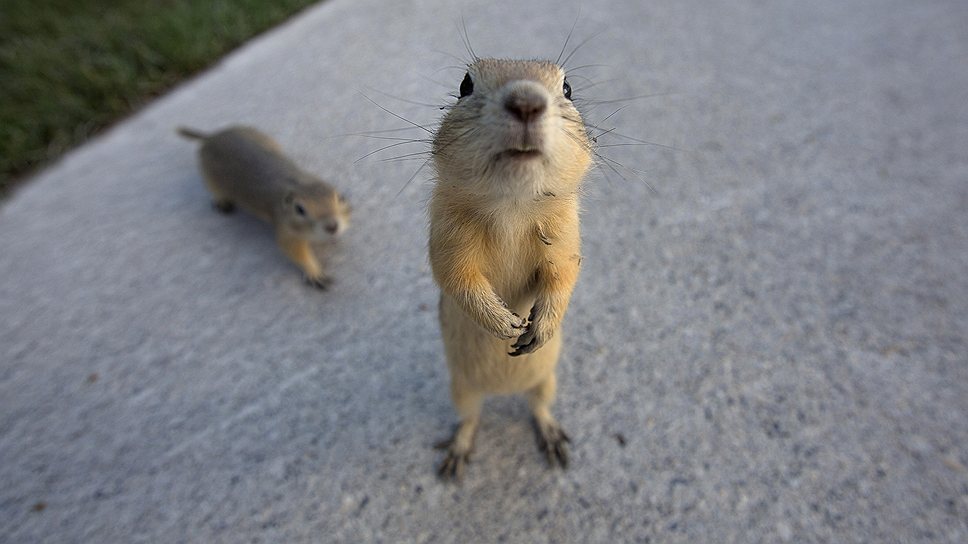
[509,306,552,356]
[494,310,528,340]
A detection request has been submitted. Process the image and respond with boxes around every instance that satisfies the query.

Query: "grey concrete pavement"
[2,0,967,541]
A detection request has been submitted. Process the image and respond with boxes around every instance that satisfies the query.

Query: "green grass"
[0,0,321,197]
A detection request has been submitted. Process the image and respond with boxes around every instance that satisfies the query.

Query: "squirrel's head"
[280,183,351,241]
[432,58,592,200]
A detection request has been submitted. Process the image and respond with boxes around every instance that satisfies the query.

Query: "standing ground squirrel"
[429,59,592,479]
[178,126,351,289]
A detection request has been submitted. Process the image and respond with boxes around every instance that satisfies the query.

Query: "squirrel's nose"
[504,90,547,124]
[325,222,339,234]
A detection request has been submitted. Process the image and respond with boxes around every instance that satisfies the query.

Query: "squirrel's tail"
[176,126,209,140]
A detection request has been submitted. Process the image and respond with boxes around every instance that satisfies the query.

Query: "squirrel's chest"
[478,219,542,296]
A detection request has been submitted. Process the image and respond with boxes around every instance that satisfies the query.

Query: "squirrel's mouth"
[496,128,545,162]
[499,148,542,160]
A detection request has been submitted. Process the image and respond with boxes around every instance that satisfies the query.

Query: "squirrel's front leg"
[444,274,529,339]
[430,240,528,338]
[277,229,331,289]
[510,252,581,356]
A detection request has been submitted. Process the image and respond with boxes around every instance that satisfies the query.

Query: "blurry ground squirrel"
[178,125,351,289]
[429,59,592,479]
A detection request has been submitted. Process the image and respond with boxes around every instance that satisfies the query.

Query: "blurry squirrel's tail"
[176,126,209,140]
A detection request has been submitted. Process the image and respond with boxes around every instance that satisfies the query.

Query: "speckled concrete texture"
[1,0,966,542]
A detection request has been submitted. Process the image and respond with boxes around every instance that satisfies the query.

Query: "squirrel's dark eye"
[459,72,473,98]
[563,79,572,100]
[294,203,306,216]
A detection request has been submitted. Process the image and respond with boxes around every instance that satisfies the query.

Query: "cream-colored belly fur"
[439,293,561,395]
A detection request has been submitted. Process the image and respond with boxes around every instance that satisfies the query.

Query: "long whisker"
[432,66,469,76]
[556,8,581,65]
[394,128,482,196]
[459,16,479,62]
[563,74,596,86]
[382,155,433,163]
[433,49,469,64]
[598,106,629,124]
[561,29,607,68]
[355,140,426,163]
[561,127,620,186]
[320,126,425,139]
[358,135,432,143]
[362,85,448,109]
[423,74,458,90]
[595,152,658,194]
[564,63,611,73]
[559,125,594,154]
[583,122,687,153]
[360,93,433,134]
[379,150,433,162]
[396,156,433,197]
[581,92,678,106]
[560,122,659,194]
[433,126,480,157]
[570,78,620,94]
[591,126,618,142]
[596,143,670,148]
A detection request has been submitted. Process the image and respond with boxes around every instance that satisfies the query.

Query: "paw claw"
[509,309,544,355]
[535,421,571,469]
[509,335,537,357]
[437,449,470,481]
[212,200,235,214]
[497,310,528,339]
[304,274,333,290]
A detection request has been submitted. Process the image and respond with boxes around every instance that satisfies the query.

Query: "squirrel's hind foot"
[534,419,571,469]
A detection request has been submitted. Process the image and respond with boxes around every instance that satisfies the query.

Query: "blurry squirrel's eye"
[459,73,473,98]
[563,79,572,100]
[294,203,306,216]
